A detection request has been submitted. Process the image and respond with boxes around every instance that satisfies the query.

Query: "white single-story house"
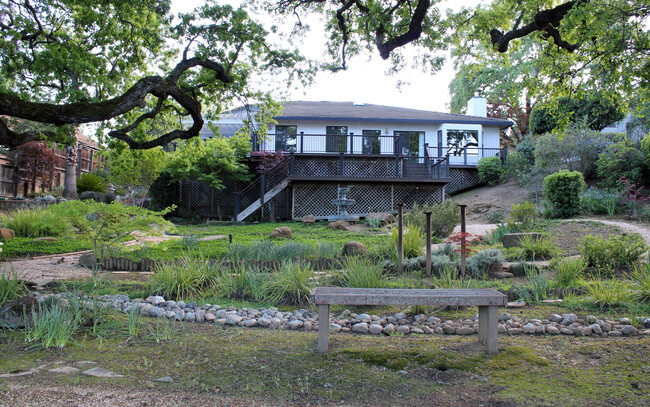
[179,97,513,221]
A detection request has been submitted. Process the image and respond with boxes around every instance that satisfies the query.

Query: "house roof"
[275,101,514,128]
[200,123,245,140]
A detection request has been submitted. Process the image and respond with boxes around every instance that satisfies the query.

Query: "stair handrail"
[234,156,290,220]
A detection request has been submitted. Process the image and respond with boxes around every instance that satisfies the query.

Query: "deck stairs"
[234,178,289,221]
[234,156,291,222]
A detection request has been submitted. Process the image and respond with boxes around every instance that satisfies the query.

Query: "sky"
[170,0,482,113]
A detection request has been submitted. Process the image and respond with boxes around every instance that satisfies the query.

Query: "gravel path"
[572,218,650,245]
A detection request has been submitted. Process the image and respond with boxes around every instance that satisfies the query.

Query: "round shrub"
[542,170,586,218]
[477,156,504,185]
[76,173,108,194]
[595,139,646,187]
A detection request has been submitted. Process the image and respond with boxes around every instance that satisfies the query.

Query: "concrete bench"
[311,287,507,355]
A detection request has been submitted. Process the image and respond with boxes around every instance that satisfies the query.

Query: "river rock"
[352,322,369,333]
[368,324,383,335]
[328,220,350,231]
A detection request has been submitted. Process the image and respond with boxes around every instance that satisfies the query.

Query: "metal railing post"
[463,146,468,166]
[349,132,354,154]
[300,132,304,153]
[424,143,430,176]
[445,154,450,177]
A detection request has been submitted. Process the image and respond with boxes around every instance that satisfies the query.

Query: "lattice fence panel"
[447,168,481,194]
[178,179,241,220]
[341,158,398,178]
[292,182,444,219]
[294,157,339,177]
[393,185,443,210]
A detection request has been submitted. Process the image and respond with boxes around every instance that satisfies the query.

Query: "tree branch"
[490,1,588,53]
[376,0,430,60]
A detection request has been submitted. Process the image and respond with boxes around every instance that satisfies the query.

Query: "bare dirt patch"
[451,180,532,224]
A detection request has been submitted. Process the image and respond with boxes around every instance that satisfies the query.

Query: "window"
[447,130,479,156]
[394,131,424,156]
[326,126,348,152]
[275,125,297,151]
[362,130,381,154]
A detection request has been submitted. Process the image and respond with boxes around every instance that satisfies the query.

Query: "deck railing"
[427,146,507,166]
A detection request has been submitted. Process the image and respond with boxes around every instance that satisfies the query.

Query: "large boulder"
[502,233,543,248]
[365,212,395,227]
[78,253,97,268]
[342,241,369,256]
[0,229,15,240]
[301,214,316,225]
[270,226,292,239]
[0,296,39,328]
[328,220,350,231]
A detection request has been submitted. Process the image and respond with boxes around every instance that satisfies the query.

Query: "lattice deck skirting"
[447,167,481,194]
[291,181,444,220]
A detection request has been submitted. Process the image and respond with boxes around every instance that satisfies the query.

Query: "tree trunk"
[62,145,78,199]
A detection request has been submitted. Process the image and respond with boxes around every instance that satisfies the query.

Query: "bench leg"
[318,304,330,353]
[478,305,499,355]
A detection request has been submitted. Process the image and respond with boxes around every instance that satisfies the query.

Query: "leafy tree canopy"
[0,0,305,149]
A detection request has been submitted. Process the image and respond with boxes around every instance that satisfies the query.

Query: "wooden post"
[425,211,432,276]
[397,203,404,274]
[318,304,330,353]
[460,204,467,280]
[479,305,499,355]
[339,152,344,176]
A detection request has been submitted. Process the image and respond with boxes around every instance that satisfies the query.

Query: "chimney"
[467,94,487,117]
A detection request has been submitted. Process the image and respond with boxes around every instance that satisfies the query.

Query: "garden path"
[573,218,650,246]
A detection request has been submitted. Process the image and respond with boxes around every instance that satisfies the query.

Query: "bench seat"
[311,287,507,355]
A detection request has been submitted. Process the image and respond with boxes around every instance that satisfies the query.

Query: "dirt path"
[573,218,650,245]
[2,253,91,288]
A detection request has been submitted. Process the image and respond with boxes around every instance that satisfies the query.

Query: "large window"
[394,131,424,156]
[447,130,479,155]
[275,125,297,151]
[362,129,381,154]
[326,126,348,152]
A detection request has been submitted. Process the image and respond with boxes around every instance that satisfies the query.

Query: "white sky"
[170,0,483,113]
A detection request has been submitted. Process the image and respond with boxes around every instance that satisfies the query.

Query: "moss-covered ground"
[1,311,649,406]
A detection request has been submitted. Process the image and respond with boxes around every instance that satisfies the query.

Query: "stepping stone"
[48,366,80,374]
[507,301,527,308]
[0,368,39,378]
[492,271,514,279]
[155,376,174,382]
[74,361,97,366]
[82,367,123,378]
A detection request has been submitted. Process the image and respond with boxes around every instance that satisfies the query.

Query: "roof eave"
[276,115,514,127]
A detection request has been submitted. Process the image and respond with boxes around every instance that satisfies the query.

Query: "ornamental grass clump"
[339,257,386,288]
[0,268,29,305]
[0,208,69,237]
[262,262,313,306]
[216,264,268,302]
[519,234,557,261]
[630,262,650,303]
[25,299,85,348]
[514,267,550,304]
[150,254,219,300]
[554,258,587,288]
[584,278,634,310]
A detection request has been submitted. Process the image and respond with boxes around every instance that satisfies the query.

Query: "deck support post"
[397,203,404,274]
[339,152,344,176]
[425,211,432,275]
[479,305,499,355]
[300,132,304,153]
[318,304,330,353]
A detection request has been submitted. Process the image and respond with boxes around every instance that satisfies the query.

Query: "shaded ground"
[451,181,532,224]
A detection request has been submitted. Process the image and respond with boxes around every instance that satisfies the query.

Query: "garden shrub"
[430,254,457,276]
[477,156,504,185]
[579,234,647,275]
[631,262,650,303]
[76,173,108,194]
[515,136,536,166]
[584,278,634,310]
[405,200,460,238]
[466,249,505,278]
[580,187,622,215]
[515,274,550,304]
[148,171,179,212]
[542,170,586,218]
[487,210,505,224]
[595,139,647,187]
[508,201,538,230]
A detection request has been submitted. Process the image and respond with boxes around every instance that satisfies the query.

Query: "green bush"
[379,224,425,261]
[466,249,505,278]
[24,299,85,348]
[542,170,586,218]
[579,234,647,275]
[76,173,108,194]
[515,274,550,304]
[430,254,457,276]
[487,210,506,224]
[148,171,179,212]
[405,200,459,238]
[584,279,634,310]
[596,139,647,187]
[477,156,504,185]
[508,201,538,230]
[0,208,69,238]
